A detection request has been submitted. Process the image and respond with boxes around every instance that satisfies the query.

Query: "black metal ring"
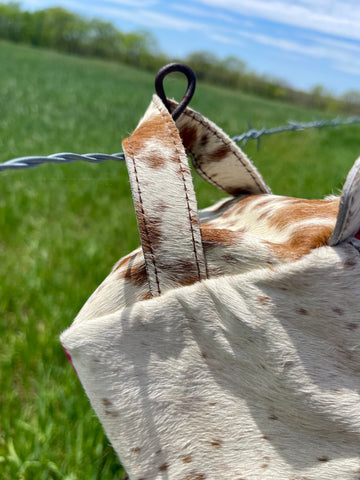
[155,63,196,121]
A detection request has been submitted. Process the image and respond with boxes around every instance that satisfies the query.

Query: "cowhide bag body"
[61,94,360,479]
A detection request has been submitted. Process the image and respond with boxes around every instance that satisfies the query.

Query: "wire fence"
[234,115,360,148]
[0,152,125,172]
[1,116,360,172]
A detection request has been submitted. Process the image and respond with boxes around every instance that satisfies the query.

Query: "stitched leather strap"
[122,95,207,297]
[169,100,271,196]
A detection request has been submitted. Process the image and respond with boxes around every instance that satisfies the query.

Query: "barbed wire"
[232,115,360,148]
[1,116,360,172]
[0,152,125,172]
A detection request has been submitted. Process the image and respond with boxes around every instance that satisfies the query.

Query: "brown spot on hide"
[292,224,334,251]
[262,435,269,440]
[261,464,268,468]
[268,414,278,421]
[260,198,339,260]
[136,213,163,253]
[345,258,357,267]
[137,212,203,290]
[124,261,148,288]
[211,439,223,448]
[158,258,202,287]
[201,227,243,248]
[124,114,181,169]
[202,195,339,262]
[102,398,119,418]
[115,251,147,289]
[332,307,344,315]
[222,254,241,265]
[140,291,152,302]
[180,124,198,150]
[147,217,163,250]
[182,473,206,480]
[113,253,138,272]
[200,133,209,147]
[269,224,335,261]
[156,201,168,214]
[257,295,270,305]
[209,145,230,161]
[317,456,329,462]
[115,253,147,289]
[131,447,141,454]
[155,449,162,455]
[105,409,119,418]
[297,308,308,315]
[346,322,358,330]
[181,455,193,463]
[159,463,168,471]
[268,198,339,230]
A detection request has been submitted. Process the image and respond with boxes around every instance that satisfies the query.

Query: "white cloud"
[196,0,360,42]
[170,3,239,25]
[191,0,360,79]
[23,0,157,6]
[26,0,209,31]
[107,0,157,6]
[304,34,360,56]
[128,9,206,31]
[229,27,360,79]
[208,33,245,46]
[335,62,360,76]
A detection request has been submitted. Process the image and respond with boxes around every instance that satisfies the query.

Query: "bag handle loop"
[122,64,270,297]
[155,63,196,121]
[154,64,270,196]
[122,92,207,297]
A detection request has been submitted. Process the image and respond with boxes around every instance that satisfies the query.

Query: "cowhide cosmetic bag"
[61,80,360,479]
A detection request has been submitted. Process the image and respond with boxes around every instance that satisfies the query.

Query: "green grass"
[1,40,360,479]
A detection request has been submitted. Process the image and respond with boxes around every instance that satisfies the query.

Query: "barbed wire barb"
[1,116,360,172]
[233,115,360,147]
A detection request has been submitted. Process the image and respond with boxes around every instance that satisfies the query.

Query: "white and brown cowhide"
[61,96,360,480]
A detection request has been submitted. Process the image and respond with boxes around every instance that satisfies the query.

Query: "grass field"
[1,40,360,479]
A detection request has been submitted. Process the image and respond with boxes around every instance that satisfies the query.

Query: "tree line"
[1,2,359,114]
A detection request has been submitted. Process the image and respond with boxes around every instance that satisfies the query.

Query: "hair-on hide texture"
[61,96,360,480]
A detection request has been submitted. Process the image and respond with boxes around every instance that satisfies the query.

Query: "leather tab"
[169,100,271,196]
[122,95,207,297]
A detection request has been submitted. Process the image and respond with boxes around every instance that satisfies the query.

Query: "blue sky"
[19,0,360,95]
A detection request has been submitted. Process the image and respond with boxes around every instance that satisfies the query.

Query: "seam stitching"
[181,109,267,193]
[157,106,204,281]
[127,138,161,296]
